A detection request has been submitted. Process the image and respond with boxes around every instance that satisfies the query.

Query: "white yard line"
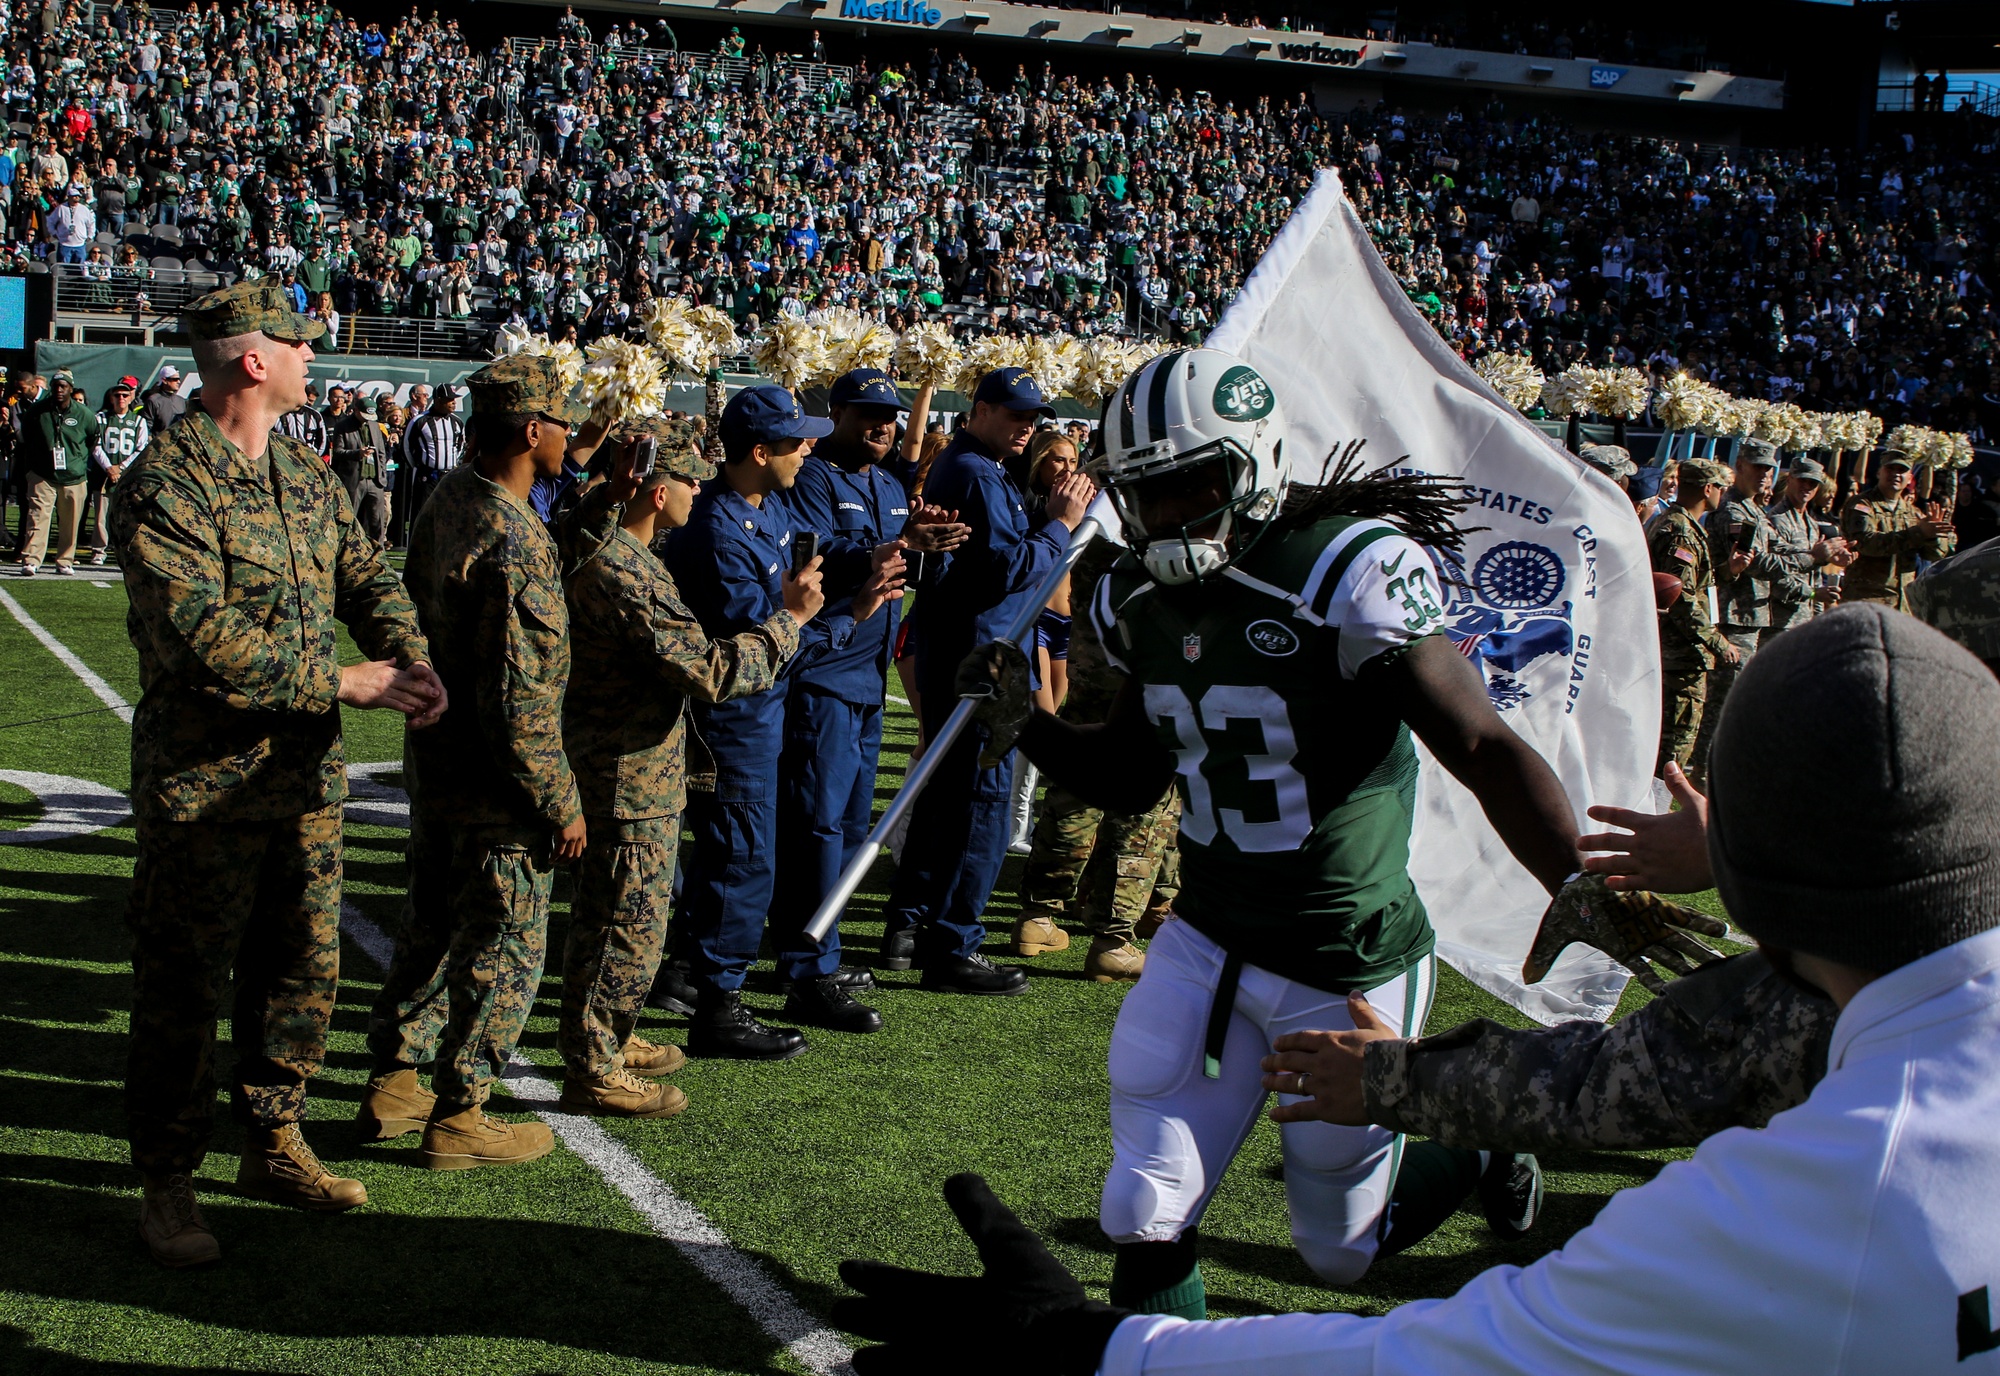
[0,587,135,723]
[7,599,854,1376]
[885,693,910,706]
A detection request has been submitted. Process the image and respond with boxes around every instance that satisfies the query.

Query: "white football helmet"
[1093,347,1293,584]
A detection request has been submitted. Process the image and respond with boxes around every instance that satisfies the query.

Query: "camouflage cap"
[1578,443,1636,480]
[182,275,326,343]
[1738,438,1780,468]
[1909,537,2000,667]
[465,354,588,425]
[1679,458,1733,488]
[1881,451,1915,471]
[609,414,714,482]
[1788,457,1827,483]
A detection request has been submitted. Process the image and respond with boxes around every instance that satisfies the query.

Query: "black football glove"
[955,640,1034,768]
[832,1173,1130,1376]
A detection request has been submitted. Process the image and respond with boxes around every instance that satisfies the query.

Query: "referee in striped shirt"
[400,384,466,542]
[276,384,331,460]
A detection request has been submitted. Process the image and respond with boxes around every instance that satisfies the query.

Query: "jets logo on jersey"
[1210,365,1275,421]
[1182,633,1202,662]
[1245,619,1300,657]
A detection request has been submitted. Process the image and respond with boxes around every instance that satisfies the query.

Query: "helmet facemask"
[1102,431,1282,585]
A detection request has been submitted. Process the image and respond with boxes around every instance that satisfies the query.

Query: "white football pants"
[1101,916,1437,1285]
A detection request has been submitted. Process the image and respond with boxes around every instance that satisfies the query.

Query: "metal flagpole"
[802,496,1116,945]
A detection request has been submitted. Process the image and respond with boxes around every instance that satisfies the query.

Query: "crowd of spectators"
[0,1,1991,437]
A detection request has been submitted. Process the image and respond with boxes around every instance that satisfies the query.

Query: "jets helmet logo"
[1182,633,1202,662]
[1211,365,1275,422]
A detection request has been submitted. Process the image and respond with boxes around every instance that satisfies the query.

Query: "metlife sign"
[840,0,944,25]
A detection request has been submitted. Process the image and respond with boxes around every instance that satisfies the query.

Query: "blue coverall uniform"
[772,444,915,973]
[881,429,1066,959]
[666,481,868,991]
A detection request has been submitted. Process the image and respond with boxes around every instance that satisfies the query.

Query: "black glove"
[832,1173,1130,1376]
[954,640,1034,768]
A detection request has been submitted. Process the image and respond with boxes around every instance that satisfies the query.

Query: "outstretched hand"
[1259,993,1396,1128]
[1524,871,1730,996]
[955,640,1033,767]
[833,1173,1128,1376]
[1579,761,1713,893]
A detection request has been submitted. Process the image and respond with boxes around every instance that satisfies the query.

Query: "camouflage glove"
[956,639,1033,769]
[1524,873,1731,996]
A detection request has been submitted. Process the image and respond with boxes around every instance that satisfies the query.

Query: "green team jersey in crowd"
[1093,513,1448,992]
[96,410,152,468]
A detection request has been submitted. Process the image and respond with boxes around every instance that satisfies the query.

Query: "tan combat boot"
[1013,914,1071,956]
[620,1035,687,1078]
[237,1124,368,1212]
[1085,937,1146,983]
[356,1067,436,1140]
[1134,910,1167,942]
[138,1172,221,1268]
[559,1066,690,1119]
[420,1105,555,1171]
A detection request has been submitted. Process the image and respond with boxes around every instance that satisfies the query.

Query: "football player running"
[959,348,1686,1317]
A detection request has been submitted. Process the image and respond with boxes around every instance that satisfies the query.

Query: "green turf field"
[0,575,1709,1375]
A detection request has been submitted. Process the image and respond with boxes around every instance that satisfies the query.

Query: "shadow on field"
[1,1324,292,1375]
[0,1177,798,1374]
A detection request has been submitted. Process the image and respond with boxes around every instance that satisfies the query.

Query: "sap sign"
[1588,66,1627,89]
[841,0,944,24]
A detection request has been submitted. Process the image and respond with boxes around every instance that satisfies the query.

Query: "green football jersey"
[1093,514,1449,992]
[96,410,151,466]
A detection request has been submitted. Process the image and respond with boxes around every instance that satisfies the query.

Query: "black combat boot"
[688,988,808,1061]
[784,974,885,1033]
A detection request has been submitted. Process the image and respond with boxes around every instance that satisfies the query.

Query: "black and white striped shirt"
[276,405,331,457]
[404,410,467,474]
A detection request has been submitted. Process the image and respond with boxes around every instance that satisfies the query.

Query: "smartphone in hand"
[790,530,819,576]
[632,435,657,478]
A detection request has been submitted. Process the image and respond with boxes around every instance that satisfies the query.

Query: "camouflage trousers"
[366,807,557,1110]
[1018,784,1181,943]
[559,815,678,1079]
[1655,664,1709,778]
[1691,629,1762,776]
[125,803,343,1176]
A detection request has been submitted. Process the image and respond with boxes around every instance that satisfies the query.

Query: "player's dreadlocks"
[1275,438,1480,556]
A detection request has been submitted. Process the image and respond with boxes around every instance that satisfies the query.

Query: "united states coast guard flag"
[1207,169,1661,1023]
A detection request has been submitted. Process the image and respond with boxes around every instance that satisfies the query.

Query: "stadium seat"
[152,224,183,247]
[150,256,182,273]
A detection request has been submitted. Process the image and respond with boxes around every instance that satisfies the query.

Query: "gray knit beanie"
[1707,604,2000,971]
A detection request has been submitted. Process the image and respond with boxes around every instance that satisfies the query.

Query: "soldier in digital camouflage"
[110,276,444,1267]
[1257,550,2000,1158]
[1840,448,1957,611]
[554,414,817,1119]
[1649,457,1739,779]
[1014,538,1180,982]
[362,353,627,1170]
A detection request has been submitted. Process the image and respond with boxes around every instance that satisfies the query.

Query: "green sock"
[1109,1232,1207,1320]
[1377,1140,1483,1258]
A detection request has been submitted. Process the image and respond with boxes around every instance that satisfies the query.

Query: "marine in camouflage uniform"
[1016,540,1180,968]
[1649,459,1736,776]
[366,356,613,1131]
[1840,451,1957,611]
[556,417,799,1105]
[111,278,428,1255]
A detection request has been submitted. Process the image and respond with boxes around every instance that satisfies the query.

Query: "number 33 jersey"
[1093,514,1445,992]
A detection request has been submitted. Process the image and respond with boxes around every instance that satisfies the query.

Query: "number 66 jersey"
[1092,513,1447,993]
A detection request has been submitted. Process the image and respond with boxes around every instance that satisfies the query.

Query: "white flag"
[1208,170,1661,1023]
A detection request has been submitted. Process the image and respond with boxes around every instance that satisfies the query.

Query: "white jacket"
[1102,925,2000,1376]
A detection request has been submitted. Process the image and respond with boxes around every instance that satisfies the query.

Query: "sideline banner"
[1208,169,1661,1023]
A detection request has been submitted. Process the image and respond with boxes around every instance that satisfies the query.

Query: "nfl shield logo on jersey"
[1182,633,1202,662]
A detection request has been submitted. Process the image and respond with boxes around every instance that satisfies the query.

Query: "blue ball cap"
[828,367,903,409]
[720,383,834,451]
[973,367,1057,418]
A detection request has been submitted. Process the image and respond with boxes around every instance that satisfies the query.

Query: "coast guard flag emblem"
[1206,168,1660,1024]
